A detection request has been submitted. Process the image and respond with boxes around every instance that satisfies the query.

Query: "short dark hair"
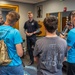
[43,15,58,33]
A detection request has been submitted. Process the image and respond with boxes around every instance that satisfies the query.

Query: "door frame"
[0,4,19,29]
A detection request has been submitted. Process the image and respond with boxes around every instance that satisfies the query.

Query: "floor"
[22,53,67,75]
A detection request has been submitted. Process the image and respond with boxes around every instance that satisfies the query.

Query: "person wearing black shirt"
[24,11,40,65]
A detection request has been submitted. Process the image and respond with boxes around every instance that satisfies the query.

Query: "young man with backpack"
[0,11,24,75]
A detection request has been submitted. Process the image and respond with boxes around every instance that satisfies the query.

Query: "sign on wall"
[37,5,43,18]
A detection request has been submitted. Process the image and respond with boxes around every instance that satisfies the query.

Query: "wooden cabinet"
[37,21,46,36]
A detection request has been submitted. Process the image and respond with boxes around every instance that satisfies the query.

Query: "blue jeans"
[0,64,24,75]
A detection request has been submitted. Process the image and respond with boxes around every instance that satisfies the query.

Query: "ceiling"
[3,0,47,4]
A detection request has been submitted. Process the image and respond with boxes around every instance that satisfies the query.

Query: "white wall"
[0,1,34,39]
[34,0,75,21]
[1,0,75,39]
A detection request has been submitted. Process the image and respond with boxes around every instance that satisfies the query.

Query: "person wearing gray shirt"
[33,15,67,75]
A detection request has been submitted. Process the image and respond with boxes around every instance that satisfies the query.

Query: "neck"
[29,18,33,21]
[46,31,57,37]
[4,21,12,26]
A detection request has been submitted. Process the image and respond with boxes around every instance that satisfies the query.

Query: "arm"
[63,42,67,61]
[33,28,40,34]
[24,29,34,36]
[24,29,30,36]
[24,22,28,35]
[67,46,71,50]
[24,22,34,36]
[14,29,23,57]
[33,21,40,34]
[33,41,41,63]
[24,27,40,36]
[34,56,39,63]
[16,44,23,57]
[60,33,66,39]
[67,30,75,50]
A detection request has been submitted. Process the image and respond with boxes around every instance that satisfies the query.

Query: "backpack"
[0,40,12,65]
[0,29,12,66]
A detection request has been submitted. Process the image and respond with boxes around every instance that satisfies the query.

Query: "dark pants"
[67,62,75,75]
[27,36,36,62]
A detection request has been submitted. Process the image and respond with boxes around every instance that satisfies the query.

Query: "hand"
[29,33,33,36]
[63,57,67,62]
[33,32,36,34]
[60,34,66,39]
[26,32,33,36]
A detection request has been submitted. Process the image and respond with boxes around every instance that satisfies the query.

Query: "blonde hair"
[6,11,20,24]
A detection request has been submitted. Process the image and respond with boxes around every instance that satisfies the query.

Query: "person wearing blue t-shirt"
[67,11,75,75]
[0,11,24,75]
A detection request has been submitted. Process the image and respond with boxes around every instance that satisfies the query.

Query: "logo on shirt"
[31,22,34,25]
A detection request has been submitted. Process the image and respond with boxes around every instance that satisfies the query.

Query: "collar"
[28,19,34,23]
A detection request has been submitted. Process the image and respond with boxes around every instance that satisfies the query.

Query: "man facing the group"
[24,11,40,65]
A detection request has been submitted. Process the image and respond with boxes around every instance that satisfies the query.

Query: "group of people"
[0,10,75,75]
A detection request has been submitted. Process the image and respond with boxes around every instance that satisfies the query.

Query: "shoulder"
[14,28,19,31]
[26,20,29,22]
[14,29,20,33]
[68,28,75,37]
[57,36,67,45]
[33,20,38,23]
[69,28,75,33]
[57,36,66,41]
[11,28,20,34]
[25,20,29,24]
[36,37,46,44]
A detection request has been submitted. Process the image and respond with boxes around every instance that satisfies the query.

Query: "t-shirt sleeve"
[24,22,27,30]
[67,31,75,46]
[35,21,39,29]
[14,29,23,44]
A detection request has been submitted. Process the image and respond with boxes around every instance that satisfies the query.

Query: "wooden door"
[62,17,66,30]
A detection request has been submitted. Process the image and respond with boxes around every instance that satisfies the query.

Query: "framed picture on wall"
[37,5,43,18]
[0,4,19,30]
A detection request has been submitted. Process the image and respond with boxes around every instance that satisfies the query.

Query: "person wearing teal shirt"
[67,11,75,75]
[0,11,24,75]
